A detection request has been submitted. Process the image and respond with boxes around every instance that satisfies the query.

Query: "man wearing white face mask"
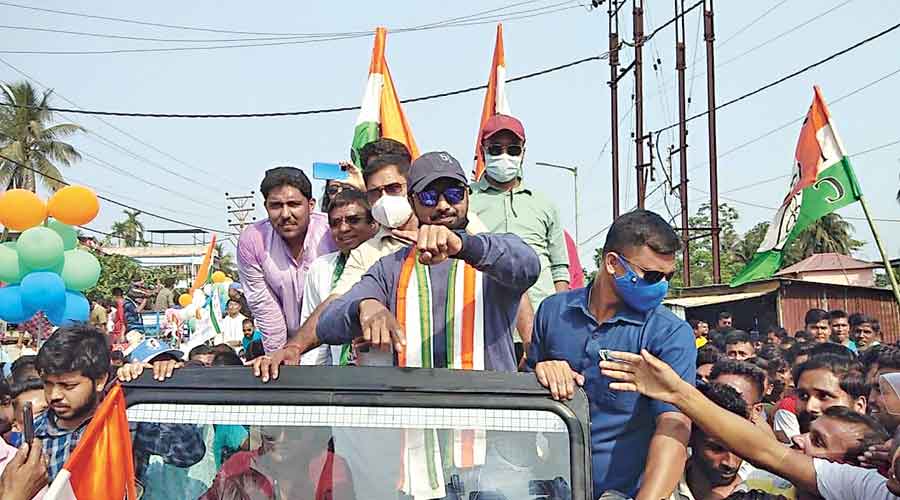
[470,114,570,361]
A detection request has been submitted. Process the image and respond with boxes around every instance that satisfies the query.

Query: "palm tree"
[110,209,145,247]
[784,213,864,266]
[0,81,84,191]
[215,242,237,278]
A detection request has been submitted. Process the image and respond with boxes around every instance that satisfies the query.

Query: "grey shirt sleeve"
[456,232,541,296]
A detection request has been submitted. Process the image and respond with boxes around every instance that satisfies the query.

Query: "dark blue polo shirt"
[527,284,696,498]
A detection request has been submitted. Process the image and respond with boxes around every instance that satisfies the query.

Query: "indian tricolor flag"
[473,24,511,180]
[351,27,419,167]
[731,86,863,287]
[46,385,138,500]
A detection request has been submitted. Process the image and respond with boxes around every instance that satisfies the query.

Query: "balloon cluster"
[0,187,101,326]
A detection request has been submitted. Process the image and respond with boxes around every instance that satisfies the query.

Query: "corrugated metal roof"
[664,282,780,308]
[776,253,879,275]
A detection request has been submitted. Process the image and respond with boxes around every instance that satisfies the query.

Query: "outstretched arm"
[600,350,820,496]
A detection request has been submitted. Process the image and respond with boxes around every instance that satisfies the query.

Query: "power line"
[0,153,236,235]
[715,0,790,48]
[656,20,900,134]
[0,54,604,118]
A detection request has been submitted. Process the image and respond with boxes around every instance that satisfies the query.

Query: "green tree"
[86,250,181,302]
[215,242,237,278]
[0,81,83,191]
[783,213,864,266]
[670,203,743,287]
[110,209,146,247]
[733,222,769,265]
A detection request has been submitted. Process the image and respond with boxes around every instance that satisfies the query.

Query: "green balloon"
[47,219,78,251]
[61,249,101,291]
[0,243,21,283]
[16,227,64,272]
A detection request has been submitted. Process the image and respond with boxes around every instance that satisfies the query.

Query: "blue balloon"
[47,291,90,326]
[0,286,27,323]
[20,271,66,318]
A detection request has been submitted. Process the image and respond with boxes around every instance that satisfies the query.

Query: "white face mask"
[370,194,413,229]
[484,153,523,183]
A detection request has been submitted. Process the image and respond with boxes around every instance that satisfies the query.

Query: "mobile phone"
[23,401,34,445]
[312,162,349,181]
[599,349,624,364]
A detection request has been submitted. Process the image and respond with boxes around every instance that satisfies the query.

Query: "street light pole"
[535,161,579,244]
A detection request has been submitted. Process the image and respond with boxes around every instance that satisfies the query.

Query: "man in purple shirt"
[237,167,336,352]
[252,152,540,380]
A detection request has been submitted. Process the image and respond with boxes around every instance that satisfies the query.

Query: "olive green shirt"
[469,177,570,312]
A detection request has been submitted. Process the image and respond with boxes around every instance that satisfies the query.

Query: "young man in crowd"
[690,319,710,348]
[794,354,867,435]
[469,114,570,360]
[710,360,766,423]
[600,350,895,500]
[241,319,262,357]
[35,325,206,482]
[853,314,882,351]
[696,346,723,385]
[724,331,756,361]
[765,327,786,347]
[112,287,145,341]
[669,383,752,500]
[829,309,856,353]
[237,166,336,353]
[527,209,695,500]
[217,299,247,350]
[154,278,176,312]
[10,378,48,437]
[804,309,831,344]
[298,189,378,366]
[716,311,734,333]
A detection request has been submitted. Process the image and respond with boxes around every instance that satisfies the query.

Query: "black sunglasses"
[484,144,523,156]
[616,254,674,284]
[414,186,466,207]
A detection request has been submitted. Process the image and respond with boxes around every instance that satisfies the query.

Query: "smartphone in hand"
[23,401,34,445]
[312,162,349,181]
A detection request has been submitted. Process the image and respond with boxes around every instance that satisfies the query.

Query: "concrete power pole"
[633,0,647,209]
[609,0,622,220]
[704,0,722,283]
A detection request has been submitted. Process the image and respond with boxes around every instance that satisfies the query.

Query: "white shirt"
[300,252,343,365]
[217,313,246,346]
[774,409,801,440]
[814,458,899,500]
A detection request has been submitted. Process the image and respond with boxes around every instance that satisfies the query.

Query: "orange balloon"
[178,293,193,307]
[47,186,100,226]
[0,189,47,231]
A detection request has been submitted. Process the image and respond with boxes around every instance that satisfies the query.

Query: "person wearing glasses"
[469,114,570,365]
[527,209,695,500]
[237,166,336,353]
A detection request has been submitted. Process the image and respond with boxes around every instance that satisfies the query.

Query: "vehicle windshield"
[128,403,573,500]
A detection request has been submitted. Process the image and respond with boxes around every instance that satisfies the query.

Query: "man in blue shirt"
[527,209,695,500]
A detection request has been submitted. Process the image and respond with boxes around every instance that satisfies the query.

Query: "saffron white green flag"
[730,86,863,287]
[350,27,418,168]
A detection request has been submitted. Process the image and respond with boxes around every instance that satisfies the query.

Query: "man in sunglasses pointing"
[527,209,695,500]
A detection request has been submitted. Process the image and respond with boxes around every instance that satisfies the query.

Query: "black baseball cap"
[407,151,468,193]
[260,166,313,200]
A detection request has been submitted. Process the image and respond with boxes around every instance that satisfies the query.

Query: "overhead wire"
[0,153,237,235]
[715,0,790,48]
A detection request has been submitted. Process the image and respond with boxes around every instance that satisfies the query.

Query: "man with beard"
[600,350,896,500]
[237,166,336,353]
[669,382,752,500]
[794,354,867,434]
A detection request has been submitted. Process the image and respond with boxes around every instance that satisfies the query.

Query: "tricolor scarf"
[396,250,487,499]
[330,253,353,366]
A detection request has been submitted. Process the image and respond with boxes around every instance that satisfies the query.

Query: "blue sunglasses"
[414,186,466,207]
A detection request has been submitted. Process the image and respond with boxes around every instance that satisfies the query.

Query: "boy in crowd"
[829,310,856,353]
[724,331,756,361]
[804,309,831,344]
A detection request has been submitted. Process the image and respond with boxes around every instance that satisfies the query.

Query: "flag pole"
[858,195,900,305]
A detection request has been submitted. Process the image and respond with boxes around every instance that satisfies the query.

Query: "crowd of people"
[0,113,896,499]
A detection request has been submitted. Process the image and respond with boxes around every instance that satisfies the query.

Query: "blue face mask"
[611,254,669,312]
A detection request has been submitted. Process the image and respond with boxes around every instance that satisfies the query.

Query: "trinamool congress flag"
[473,23,511,180]
[45,385,138,500]
[351,27,419,167]
[730,86,863,287]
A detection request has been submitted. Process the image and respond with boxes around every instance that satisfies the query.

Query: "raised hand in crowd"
[534,360,585,401]
[0,441,48,500]
[858,438,894,470]
[117,359,184,382]
[416,224,462,266]
[338,161,366,192]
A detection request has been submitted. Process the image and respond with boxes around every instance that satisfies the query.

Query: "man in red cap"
[470,114,570,363]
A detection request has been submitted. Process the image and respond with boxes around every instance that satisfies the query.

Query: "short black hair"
[778,336,796,351]
[699,382,750,420]
[794,330,813,342]
[697,345,724,368]
[794,354,867,399]
[189,344,214,360]
[602,209,681,256]
[110,350,125,362]
[756,344,782,361]
[859,344,884,371]
[851,314,881,332]
[804,308,829,326]
[362,154,410,185]
[710,359,767,399]
[9,355,38,384]
[9,377,44,399]
[112,287,124,297]
[809,341,855,360]
[688,319,707,330]
[785,342,815,366]
[328,189,373,222]
[36,324,110,381]
[821,406,889,465]
[828,309,848,321]
[718,311,733,321]
[242,318,255,327]
[211,349,243,366]
[724,330,752,347]
[876,345,900,371]
[226,298,242,308]
[260,166,313,200]
[358,138,412,169]
[724,491,789,500]
[767,327,788,340]
[212,343,236,355]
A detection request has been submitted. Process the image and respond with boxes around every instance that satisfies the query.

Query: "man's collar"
[471,177,532,195]
[34,409,91,438]
[565,281,648,326]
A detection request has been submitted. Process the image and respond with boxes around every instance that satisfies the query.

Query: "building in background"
[774,252,880,287]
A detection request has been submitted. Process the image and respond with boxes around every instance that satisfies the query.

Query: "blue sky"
[2,0,899,268]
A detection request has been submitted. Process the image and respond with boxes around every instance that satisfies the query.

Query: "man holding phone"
[237,166,336,352]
